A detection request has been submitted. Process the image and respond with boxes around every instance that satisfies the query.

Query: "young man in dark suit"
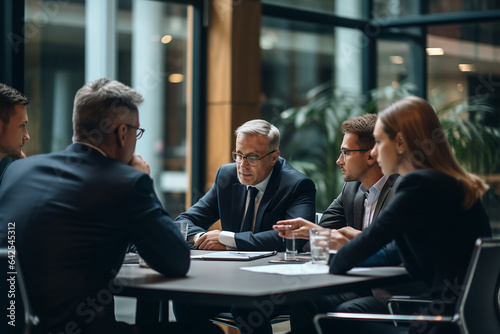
[0,79,206,334]
[275,114,403,333]
[0,83,31,175]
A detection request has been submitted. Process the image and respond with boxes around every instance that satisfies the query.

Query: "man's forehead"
[13,105,28,119]
[341,132,359,147]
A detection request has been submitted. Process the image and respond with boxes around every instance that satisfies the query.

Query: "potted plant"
[280,82,500,212]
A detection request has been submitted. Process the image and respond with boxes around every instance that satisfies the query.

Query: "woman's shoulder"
[400,169,460,191]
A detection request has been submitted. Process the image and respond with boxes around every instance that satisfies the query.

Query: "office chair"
[1,248,39,334]
[210,312,290,329]
[313,238,500,334]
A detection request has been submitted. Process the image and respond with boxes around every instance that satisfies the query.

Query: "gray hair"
[235,119,280,151]
[72,78,143,143]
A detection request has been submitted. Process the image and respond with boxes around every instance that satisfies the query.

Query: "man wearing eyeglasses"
[275,113,404,333]
[0,79,203,334]
[173,119,316,333]
[176,119,316,252]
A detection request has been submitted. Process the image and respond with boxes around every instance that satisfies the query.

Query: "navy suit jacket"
[314,174,402,266]
[177,157,316,251]
[0,143,190,333]
[331,170,492,297]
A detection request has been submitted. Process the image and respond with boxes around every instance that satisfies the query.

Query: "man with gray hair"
[0,78,196,334]
[178,119,315,251]
[174,119,316,333]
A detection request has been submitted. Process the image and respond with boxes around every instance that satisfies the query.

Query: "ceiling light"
[389,56,404,64]
[426,48,444,56]
[169,73,184,83]
[161,35,173,44]
[458,64,476,72]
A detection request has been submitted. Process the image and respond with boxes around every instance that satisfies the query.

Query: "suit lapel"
[353,187,365,230]
[232,182,247,232]
[254,159,282,232]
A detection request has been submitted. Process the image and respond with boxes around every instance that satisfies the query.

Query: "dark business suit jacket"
[319,174,401,231]
[304,174,401,265]
[177,157,316,251]
[0,143,191,333]
[331,169,492,298]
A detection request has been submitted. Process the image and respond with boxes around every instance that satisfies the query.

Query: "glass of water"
[309,228,331,264]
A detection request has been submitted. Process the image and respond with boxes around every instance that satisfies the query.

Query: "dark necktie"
[241,186,259,232]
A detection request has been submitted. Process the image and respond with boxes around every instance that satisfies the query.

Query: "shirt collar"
[360,174,389,203]
[75,142,108,157]
[247,169,273,194]
[367,175,390,204]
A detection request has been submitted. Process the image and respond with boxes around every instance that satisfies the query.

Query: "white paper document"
[191,251,276,261]
[241,263,330,275]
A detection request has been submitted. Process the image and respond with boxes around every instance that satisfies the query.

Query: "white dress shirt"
[218,170,274,248]
[362,175,389,230]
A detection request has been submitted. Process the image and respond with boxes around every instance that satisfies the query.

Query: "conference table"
[114,251,409,325]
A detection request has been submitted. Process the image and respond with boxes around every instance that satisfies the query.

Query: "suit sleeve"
[235,177,316,251]
[176,168,224,237]
[318,183,348,229]
[355,241,401,267]
[124,174,191,277]
[300,184,348,252]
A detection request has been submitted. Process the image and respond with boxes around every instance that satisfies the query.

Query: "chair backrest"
[456,238,500,334]
[1,248,39,334]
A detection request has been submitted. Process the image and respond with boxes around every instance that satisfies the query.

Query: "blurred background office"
[1,0,499,237]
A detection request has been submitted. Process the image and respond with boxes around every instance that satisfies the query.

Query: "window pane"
[377,40,410,89]
[23,0,189,217]
[261,16,364,211]
[427,22,500,234]
[372,0,421,18]
[428,0,500,14]
[374,0,500,17]
[262,0,364,19]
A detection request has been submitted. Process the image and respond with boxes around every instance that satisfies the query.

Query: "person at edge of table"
[0,83,31,178]
[274,113,410,333]
[173,119,316,334]
[324,96,491,334]
[0,78,222,334]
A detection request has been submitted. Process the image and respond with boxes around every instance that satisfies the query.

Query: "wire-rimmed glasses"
[232,150,276,166]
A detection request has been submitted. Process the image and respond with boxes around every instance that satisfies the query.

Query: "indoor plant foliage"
[431,96,500,175]
[280,82,500,212]
[279,83,366,211]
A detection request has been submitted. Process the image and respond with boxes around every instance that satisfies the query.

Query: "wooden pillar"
[205,0,262,189]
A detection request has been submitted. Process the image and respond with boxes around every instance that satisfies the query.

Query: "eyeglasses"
[232,150,277,166]
[339,148,370,160]
[124,124,145,140]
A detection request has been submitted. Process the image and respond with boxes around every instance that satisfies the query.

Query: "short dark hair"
[341,113,377,149]
[0,83,29,125]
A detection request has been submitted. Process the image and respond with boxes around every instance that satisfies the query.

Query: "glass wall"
[426,21,500,230]
[23,0,190,217]
[262,1,500,234]
[261,8,365,211]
